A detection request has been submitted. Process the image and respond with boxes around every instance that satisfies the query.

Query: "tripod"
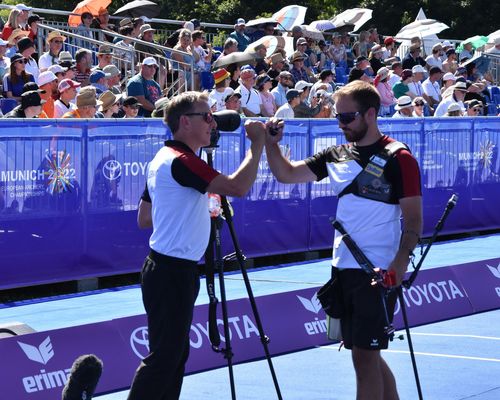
[203,146,283,400]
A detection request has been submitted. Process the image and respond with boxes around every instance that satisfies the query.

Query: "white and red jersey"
[142,140,220,261]
[305,135,421,270]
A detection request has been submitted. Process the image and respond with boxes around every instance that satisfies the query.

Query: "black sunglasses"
[335,111,362,125]
[414,102,424,106]
[184,112,214,124]
[16,59,28,64]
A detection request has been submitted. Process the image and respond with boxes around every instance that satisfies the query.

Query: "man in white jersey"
[128,91,269,400]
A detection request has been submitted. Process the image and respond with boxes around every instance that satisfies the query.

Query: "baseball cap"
[224,92,242,102]
[58,79,81,93]
[142,57,158,66]
[286,89,300,101]
[38,71,58,86]
[411,65,426,74]
[235,18,246,26]
[27,14,42,26]
[89,70,111,83]
[48,64,67,75]
[21,91,45,109]
[442,72,456,82]
[295,80,313,91]
[123,96,142,107]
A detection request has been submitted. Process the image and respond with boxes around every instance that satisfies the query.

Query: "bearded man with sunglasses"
[128,91,268,400]
[265,80,422,400]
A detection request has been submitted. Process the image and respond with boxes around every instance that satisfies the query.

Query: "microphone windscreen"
[212,110,241,132]
[62,354,103,400]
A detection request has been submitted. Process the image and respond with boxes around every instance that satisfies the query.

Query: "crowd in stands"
[0,3,499,120]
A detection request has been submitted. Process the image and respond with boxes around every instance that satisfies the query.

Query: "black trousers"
[128,250,200,400]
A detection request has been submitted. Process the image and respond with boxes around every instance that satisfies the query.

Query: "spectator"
[97,90,120,118]
[271,71,293,108]
[368,27,379,47]
[425,43,444,71]
[434,81,467,117]
[402,43,426,70]
[135,24,164,62]
[250,23,275,42]
[126,57,162,117]
[293,80,321,118]
[392,69,414,99]
[89,70,110,95]
[6,28,29,58]
[387,61,402,88]
[92,45,114,71]
[208,68,233,112]
[219,38,238,59]
[1,9,22,41]
[191,30,212,72]
[26,14,41,44]
[422,66,443,111]
[225,63,241,90]
[289,51,309,84]
[122,96,141,118]
[295,38,315,79]
[5,89,44,118]
[224,92,242,113]
[348,56,372,83]
[75,12,94,44]
[235,66,263,117]
[275,89,300,118]
[114,25,136,74]
[0,39,10,82]
[256,74,276,117]
[172,29,195,90]
[446,102,463,117]
[381,36,398,60]
[441,49,458,74]
[459,39,474,62]
[54,79,80,118]
[39,31,66,72]
[441,72,456,94]
[59,52,77,81]
[229,18,250,52]
[374,67,396,116]
[103,64,122,95]
[352,30,370,58]
[290,26,304,50]
[91,7,113,33]
[315,40,333,71]
[17,37,38,84]
[48,64,67,84]
[15,4,32,28]
[63,86,101,118]
[74,49,92,86]
[267,53,286,88]
[309,69,335,101]
[368,44,384,74]
[464,99,483,116]
[252,44,269,76]
[412,97,426,117]
[392,95,413,118]
[38,71,58,117]
[330,32,347,67]
[3,53,34,101]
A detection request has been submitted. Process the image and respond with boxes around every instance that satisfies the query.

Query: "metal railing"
[36,23,195,96]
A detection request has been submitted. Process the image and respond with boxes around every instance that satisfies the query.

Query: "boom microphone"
[213,110,241,132]
[62,354,103,400]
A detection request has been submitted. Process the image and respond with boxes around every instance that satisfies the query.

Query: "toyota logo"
[102,159,122,181]
[130,327,149,360]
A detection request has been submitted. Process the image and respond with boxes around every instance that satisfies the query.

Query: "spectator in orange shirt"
[38,71,58,118]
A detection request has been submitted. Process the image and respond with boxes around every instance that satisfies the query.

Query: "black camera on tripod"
[208,110,242,147]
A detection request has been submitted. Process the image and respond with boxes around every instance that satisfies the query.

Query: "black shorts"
[337,268,397,350]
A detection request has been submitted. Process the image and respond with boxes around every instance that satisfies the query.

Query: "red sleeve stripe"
[168,146,220,184]
[396,150,422,197]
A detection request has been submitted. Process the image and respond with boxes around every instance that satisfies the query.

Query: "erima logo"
[297,294,322,314]
[18,337,54,365]
[18,336,71,394]
[486,263,500,279]
[298,294,328,336]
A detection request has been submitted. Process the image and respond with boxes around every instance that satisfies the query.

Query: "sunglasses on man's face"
[184,112,214,124]
[335,111,362,125]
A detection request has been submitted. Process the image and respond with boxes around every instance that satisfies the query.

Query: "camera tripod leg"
[397,287,423,400]
[214,218,237,400]
[221,196,283,400]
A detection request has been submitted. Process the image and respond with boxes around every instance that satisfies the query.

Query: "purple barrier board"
[1,261,499,399]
